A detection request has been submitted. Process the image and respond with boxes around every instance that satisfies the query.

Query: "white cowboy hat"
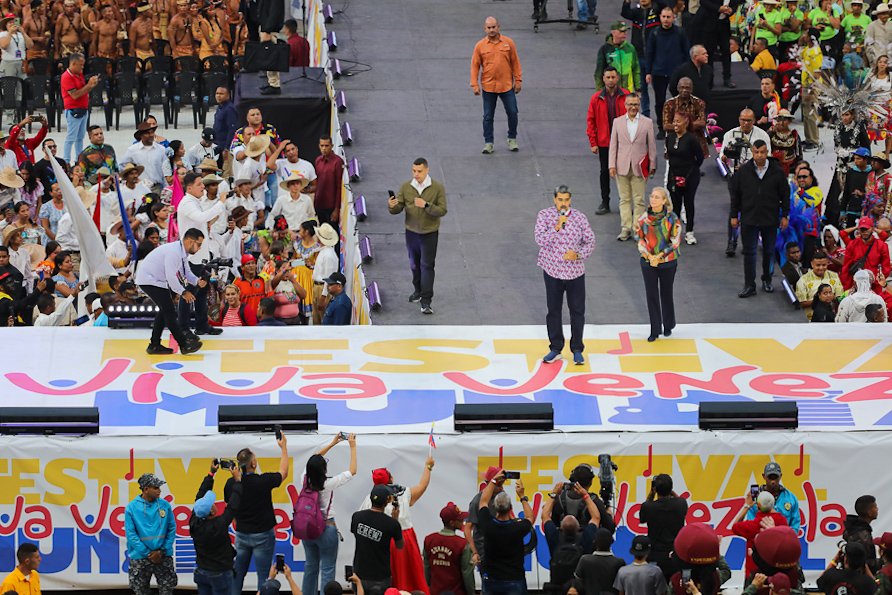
[279,171,309,191]
[0,167,24,189]
[243,134,271,159]
[316,223,338,246]
[202,174,224,185]
[873,3,890,14]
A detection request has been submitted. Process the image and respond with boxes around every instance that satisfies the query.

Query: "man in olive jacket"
[729,139,789,298]
[388,157,448,315]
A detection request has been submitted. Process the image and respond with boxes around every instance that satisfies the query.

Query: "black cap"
[323,272,346,285]
[201,127,215,142]
[630,535,652,555]
[370,484,391,507]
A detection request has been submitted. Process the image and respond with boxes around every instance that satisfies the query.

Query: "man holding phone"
[191,460,243,595]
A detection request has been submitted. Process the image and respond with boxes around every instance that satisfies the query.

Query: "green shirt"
[755,7,786,45]
[841,12,871,43]
[779,8,805,42]
[808,7,839,41]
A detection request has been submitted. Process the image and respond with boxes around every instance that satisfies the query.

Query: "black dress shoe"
[260,86,281,95]
[738,286,757,298]
[595,202,610,215]
[663,328,673,337]
[724,79,737,88]
[725,240,737,257]
[146,343,174,355]
[647,334,658,342]
[197,327,223,335]
[181,340,202,355]
[762,280,774,293]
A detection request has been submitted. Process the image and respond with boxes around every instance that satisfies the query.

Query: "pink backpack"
[291,477,333,540]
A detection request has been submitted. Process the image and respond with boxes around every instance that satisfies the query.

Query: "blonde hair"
[651,186,673,212]
[224,284,241,296]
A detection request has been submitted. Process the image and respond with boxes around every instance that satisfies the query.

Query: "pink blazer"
[608,114,657,178]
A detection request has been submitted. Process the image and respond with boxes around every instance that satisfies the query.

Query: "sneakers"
[482,143,494,154]
[595,202,610,215]
[421,303,433,315]
[196,327,223,336]
[685,231,697,245]
[507,138,519,152]
[180,339,203,355]
[146,343,174,355]
[617,228,632,241]
[409,291,422,303]
[572,351,584,365]
[542,350,562,363]
[260,86,281,95]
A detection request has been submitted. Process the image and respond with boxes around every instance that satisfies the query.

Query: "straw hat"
[202,173,224,185]
[243,135,271,159]
[120,162,144,177]
[88,166,112,185]
[0,167,24,189]
[316,223,338,247]
[775,109,794,119]
[279,171,310,191]
[873,2,890,14]
[79,187,97,210]
[197,157,221,172]
[107,218,125,237]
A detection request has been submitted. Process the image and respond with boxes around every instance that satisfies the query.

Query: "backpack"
[291,477,333,540]
[550,534,584,586]
[557,490,616,534]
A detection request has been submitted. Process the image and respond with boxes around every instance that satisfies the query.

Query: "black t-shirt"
[817,568,878,595]
[639,496,688,554]
[351,509,403,581]
[477,506,532,581]
[575,552,626,595]
[224,472,282,534]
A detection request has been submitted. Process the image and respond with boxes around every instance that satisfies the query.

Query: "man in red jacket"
[840,217,892,301]
[423,503,475,595]
[732,491,788,579]
[587,66,628,215]
[5,115,48,165]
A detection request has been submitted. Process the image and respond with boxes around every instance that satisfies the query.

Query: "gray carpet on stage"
[330,0,803,326]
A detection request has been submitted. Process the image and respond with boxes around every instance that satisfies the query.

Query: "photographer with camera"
[817,542,877,595]
[176,171,226,336]
[639,473,688,582]
[548,463,614,540]
[477,468,535,595]
[225,430,289,595]
[190,459,242,595]
[541,481,598,589]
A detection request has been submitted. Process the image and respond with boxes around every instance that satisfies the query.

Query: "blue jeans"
[483,578,527,595]
[64,109,89,164]
[576,0,596,21]
[195,567,234,595]
[302,523,339,595]
[482,89,518,144]
[232,529,276,595]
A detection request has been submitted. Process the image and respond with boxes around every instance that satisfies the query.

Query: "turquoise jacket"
[125,496,176,559]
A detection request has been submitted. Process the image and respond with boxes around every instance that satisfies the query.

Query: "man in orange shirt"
[470,17,523,155]
[0,543,42,594]
[234,254,269,314]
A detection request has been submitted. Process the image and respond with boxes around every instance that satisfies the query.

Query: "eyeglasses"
[45,145,56,149]
[796,175,809,179]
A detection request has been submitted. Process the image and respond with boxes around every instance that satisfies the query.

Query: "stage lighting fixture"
[340,121,353,145]
[331,58,343,79]
[336,91,348,112]
[108,302,160,329]
[454,403,554,432]
[323,3,334,22]
[0,407,100,435]
[367,281,382,311]
[359,236,373,263]
[353,194,367,221]
[218,404,319,433]
[698,402,798,430]
[327,31,337,51]
[348,157,362,182]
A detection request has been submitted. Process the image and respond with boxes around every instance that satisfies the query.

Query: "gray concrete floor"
[328,0,827,326]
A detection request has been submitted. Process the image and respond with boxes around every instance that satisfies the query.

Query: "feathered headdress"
[811,70,891,122]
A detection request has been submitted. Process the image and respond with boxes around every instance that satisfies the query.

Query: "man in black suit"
[691,0,742,88]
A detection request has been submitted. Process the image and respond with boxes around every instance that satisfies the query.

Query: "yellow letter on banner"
[1,459,40,504]
[43,459,86,505]
[676,455,734,502]
[362,340,488,373]
[222,340,350,373]
[707,339,876,372]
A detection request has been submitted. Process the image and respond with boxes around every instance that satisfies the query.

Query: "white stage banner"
[0,432,886,590]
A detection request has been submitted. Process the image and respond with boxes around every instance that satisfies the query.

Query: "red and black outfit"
[586,87,628,209]
[210,302,258,326]
[5,123,48,165]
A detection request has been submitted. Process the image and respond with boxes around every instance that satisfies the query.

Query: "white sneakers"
[685,231,697,245]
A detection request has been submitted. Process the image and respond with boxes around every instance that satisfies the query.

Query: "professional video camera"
[598,454,618,510]
[722,130,752,163]
[199,257,234,282]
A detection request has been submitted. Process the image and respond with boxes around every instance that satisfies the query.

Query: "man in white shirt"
[105,219,133,274]
[176,171,225,336]
[232,133,269,207]
[311,222,339,325]
[226,178,265,230]
[0,130,19,171]
[184,128,219,170]
[202,174,230,236]
[198,158,231,195]
[120,121,172,192]
[117,163,152,209]
[134,227,207,355]
[267,140,317,193]
[34,293,76,327]
[267,173,315,231]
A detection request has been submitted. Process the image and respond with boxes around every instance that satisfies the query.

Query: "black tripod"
[533,0,599,33]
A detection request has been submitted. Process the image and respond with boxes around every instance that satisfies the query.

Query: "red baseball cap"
[754,526,801,569]
[483,466,501,483]
[241,253,255,265]
[769,573,792,594]
[858,216,875,229]
[674,523,720,564]
[874,532,892,549]
[440,502,469,524]
[372,468,391,485]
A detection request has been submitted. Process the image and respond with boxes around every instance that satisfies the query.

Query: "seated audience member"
[795,252,843,320]
[257,297,286,326]
[212,285,258,327]
[781,242,803,288]
[810,284,838,322]
[837,270,888,322]
[866,303,887,322]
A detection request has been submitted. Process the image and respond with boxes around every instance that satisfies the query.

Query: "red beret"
[674,523,720,564]
[754,526,801,569]
[372,468,390,485]
[769,573,792,594]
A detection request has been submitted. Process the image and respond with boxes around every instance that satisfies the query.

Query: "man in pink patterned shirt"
[534,185,596,365]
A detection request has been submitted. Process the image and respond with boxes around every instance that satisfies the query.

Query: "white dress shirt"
[203,195,231,235]
[312,245,339,296]
[225,192,265,229]
[55,213,80,251]
[106,236,132,274]
[134,240,198,294]
[176,193,226,264]
[9,246,32,291]
[232,155,267,204]
[274,158,317,187]
[120,142,172,188]
[626,114,640,140]
[34,295,75,326]
[267,193,315,230]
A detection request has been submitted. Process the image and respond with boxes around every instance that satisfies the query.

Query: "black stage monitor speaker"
[454,403,554,432]
[698,402,798,430]
[218,404,318,433]
[0,407,100,435]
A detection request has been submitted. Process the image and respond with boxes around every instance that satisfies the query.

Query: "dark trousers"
[406,229,438,303]
[140,284,189,346]
[741,223,778,288]
[543,271,585,353]
[640,259,677,337]
[825,169,843,225]
[598,146,611,204]
[669,169,700,231]
[177,262,210,331]
[482,89,518,144]
[652,75,670,131]
[698,22,732,82]
[639,57,650,116]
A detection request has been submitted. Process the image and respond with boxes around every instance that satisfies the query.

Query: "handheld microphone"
[558,208,569,229]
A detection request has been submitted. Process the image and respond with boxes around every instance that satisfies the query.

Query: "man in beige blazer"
[608,93,657,240]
